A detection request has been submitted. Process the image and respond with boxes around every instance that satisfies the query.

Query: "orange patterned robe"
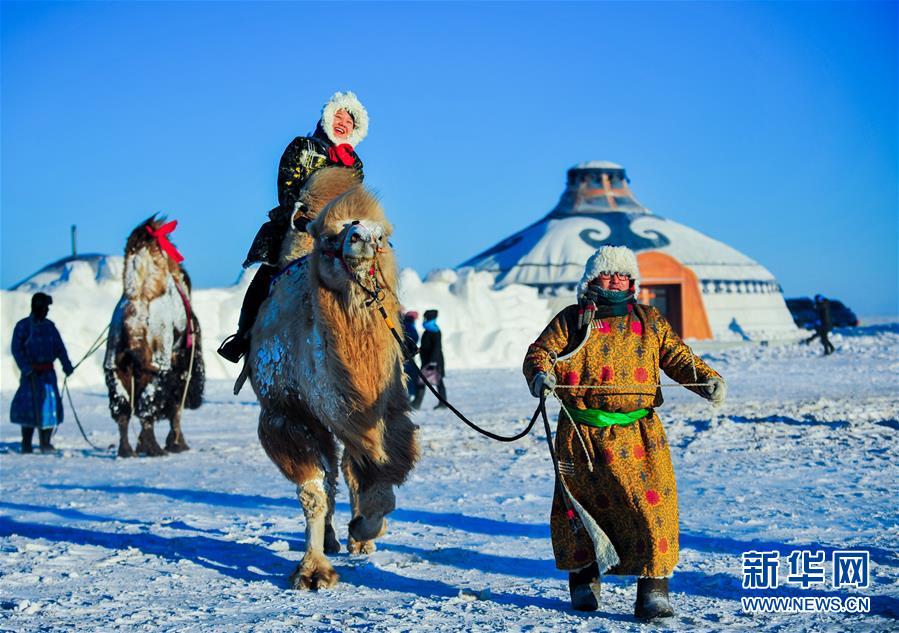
[523,303,720,576]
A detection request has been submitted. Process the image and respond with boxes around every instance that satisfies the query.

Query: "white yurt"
[460,162,798,341]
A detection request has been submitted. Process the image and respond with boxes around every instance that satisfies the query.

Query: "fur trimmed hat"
[321,91,369,148]
[577,245,641,299]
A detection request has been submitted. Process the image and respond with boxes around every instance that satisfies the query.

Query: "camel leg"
[322,450,341,555]
[165,410,190,453]
[289,476,339,590]
[343,456,387,554]
[257,407,339,588]
[116,416,136,458]
[135,419,166,457]
[344,407,419,552]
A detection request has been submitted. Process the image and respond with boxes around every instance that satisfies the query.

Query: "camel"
[248,167,419,590]
[104,216,205,457]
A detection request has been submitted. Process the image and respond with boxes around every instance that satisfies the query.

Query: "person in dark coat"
[9,292,74,453]
[402,311,420,399]
[806,294,835,355]
[412,309,447,410]
[218,91,369,363]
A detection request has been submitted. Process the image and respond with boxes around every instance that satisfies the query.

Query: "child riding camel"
[218,91,368,363]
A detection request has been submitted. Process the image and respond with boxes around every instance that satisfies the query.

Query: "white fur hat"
[321,91,369,147]
[577,245,641,299]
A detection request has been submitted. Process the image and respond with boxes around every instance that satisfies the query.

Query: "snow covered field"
[1,324,897,632]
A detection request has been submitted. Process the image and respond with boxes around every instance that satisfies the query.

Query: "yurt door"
[641,284,684,336]
[636,251,713,340]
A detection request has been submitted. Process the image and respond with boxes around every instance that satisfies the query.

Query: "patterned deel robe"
[523,303,720,576]
[244,133,364,267]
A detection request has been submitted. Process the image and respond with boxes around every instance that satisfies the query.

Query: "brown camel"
[104,216,205,457]
[249,167,419,590]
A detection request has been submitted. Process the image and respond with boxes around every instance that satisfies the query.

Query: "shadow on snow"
[2,505,897,619]
[42,483,550,539]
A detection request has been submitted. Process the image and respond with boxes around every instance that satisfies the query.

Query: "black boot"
[21,427,35,454]
[39,428,57,454]
[217,265,277,363]
[634,577,674,620]
[217,333,249,363]
[569,561,601,611]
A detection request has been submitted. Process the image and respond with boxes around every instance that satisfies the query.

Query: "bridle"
[320,220,386,300]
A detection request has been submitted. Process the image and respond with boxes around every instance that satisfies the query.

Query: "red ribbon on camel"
[146,220,185,263]
[328,143,356,167]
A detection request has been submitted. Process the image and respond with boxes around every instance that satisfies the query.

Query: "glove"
[704,377,727,406]
[530,371,557,398]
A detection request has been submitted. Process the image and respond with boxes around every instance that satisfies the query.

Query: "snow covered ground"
[1,324,897,631]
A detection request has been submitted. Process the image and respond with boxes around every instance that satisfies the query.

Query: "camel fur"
[103,216,205,457]
[249,167,419,590]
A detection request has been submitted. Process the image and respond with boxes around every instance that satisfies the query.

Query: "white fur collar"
[321,91,369,147]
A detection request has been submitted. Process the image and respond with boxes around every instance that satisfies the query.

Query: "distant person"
[10,292,74,454]
[218,91,368,363]
[804,294,835,355]
[523,245,726,620]
[402,311,420,399]
[412,309,447,410]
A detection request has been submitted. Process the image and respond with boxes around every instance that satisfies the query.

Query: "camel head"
[301,168,397,297]
[122,215,186,300]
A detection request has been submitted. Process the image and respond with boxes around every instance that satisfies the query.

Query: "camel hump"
[307,169,388,241]
[301,167,362,217]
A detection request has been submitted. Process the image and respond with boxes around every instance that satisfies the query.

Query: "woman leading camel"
[523,245,726,621]
[218,91,368,363]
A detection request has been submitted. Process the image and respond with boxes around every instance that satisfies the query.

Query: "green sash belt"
[563,406,650,428]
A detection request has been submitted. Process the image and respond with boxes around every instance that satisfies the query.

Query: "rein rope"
[61,324,111,451]
[354,259,712,443]
[349,262,542,443]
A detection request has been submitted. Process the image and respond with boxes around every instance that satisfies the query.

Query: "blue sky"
[2,1,896,315]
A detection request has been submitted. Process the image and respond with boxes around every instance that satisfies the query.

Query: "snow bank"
[1,258,553,389]
[398,268,551,371]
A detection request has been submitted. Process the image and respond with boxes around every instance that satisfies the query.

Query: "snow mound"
[10,254,123,292]
[399,268,551,370]
[2,260,553,389]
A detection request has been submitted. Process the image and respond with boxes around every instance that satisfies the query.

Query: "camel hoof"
[165,432,190,453]
[324,526,341,555]
[347,536,376,555]
[290,555,339,591]
[348,516,387,543]
[136,439,166,457]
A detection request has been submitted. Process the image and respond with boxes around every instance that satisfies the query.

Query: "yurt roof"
[460,162,778,291]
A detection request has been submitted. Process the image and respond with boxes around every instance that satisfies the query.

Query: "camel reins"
[349,269,583,529]
[61,324,111,451]
[357,281,715,538]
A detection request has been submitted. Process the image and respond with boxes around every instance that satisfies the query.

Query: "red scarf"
[146,220,185,263]
[328,143,356,167]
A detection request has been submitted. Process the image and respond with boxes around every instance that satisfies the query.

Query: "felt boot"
[634,577,674,620]
[39,428,57,454]
[569,562,601,611]
[217,265,277,363]
[21,427,35,454]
